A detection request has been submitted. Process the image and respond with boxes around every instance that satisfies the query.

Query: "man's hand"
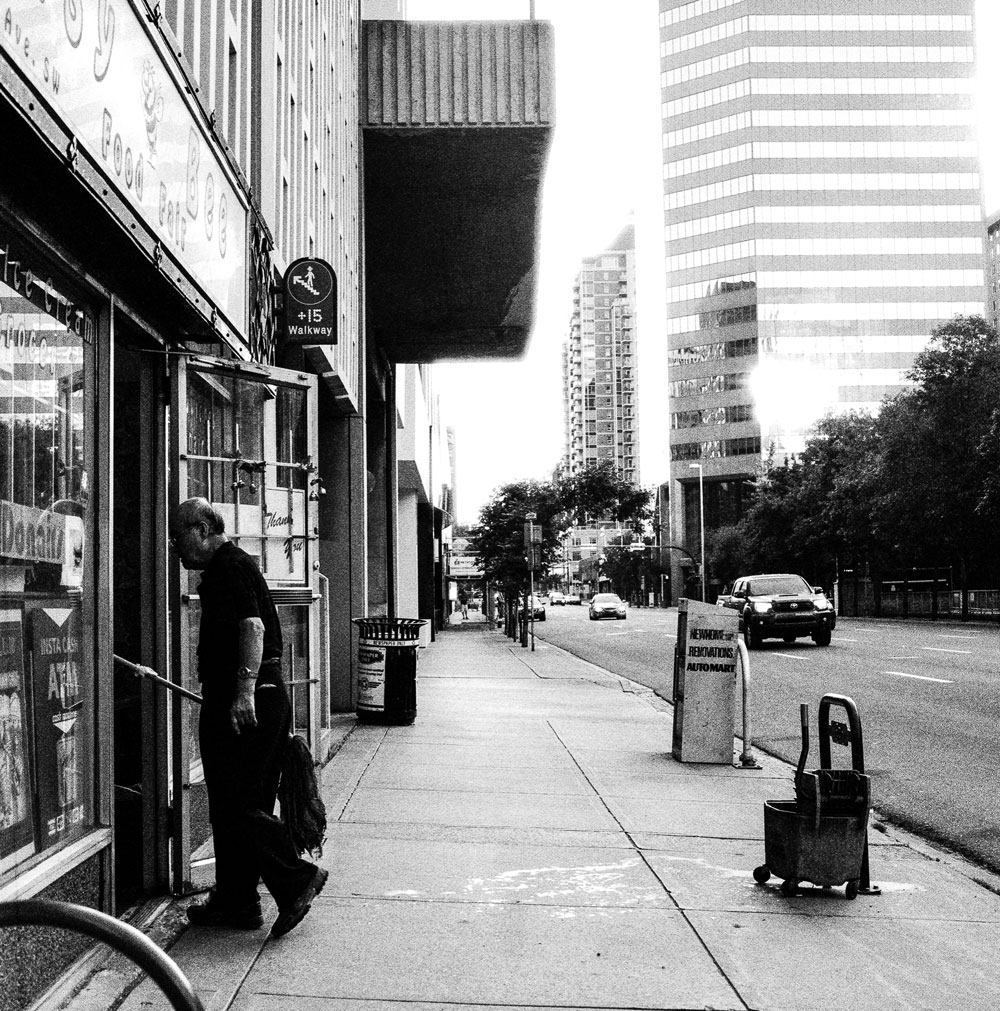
[230,686,258,733]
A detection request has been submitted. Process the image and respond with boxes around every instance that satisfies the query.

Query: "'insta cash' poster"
[0,609,34,868]
[32,604,89,848]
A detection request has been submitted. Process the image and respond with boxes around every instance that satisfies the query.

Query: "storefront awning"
[362,20,554,363]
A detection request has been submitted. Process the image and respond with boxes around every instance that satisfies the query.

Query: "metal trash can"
[352,618,427,725]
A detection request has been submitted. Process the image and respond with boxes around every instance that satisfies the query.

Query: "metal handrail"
[0,899,204,1011]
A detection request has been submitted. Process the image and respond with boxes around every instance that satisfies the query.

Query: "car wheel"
[812,628,832,647]
[743,620,762,650]
[538,613,546,622]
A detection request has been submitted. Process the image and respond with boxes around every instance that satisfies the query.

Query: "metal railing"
[0,899,203,1011]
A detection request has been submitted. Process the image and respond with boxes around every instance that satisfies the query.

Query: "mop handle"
[113,655,203,705]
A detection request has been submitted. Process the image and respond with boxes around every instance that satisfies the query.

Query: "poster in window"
[0,608,35,869]
[31,603,89,849]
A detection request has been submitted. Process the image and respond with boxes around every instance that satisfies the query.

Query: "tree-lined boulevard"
[531,603,1000,874]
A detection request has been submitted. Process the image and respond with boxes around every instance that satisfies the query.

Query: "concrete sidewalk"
[117,617,1000,1011]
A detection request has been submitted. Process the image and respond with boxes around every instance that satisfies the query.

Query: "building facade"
[562,225,640,483]
[0,3,553,1006]
[986,210,1000,332]
[659,0,984,600]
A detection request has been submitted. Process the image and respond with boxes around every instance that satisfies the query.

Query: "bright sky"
[411,0,1000,527]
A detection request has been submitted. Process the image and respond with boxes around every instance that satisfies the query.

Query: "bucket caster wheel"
[845,880,859,900]
[752,865,770,884]
[780,879,798,897]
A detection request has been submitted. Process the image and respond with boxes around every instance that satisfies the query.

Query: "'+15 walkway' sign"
[280,257,337,344]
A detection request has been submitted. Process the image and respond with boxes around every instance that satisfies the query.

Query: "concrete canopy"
[362,20,555,364]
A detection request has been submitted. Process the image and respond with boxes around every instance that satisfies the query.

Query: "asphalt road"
[533,601,1000,872]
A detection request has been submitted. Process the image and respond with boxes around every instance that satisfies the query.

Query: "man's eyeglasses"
[168,523,200,545]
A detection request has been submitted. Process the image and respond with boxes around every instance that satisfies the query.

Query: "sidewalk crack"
[546,720,753,1011]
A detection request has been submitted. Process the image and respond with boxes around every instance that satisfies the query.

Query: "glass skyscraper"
[562,225,639,484]
[659,0,984,584]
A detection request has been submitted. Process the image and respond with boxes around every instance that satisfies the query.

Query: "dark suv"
[717,573,835,648]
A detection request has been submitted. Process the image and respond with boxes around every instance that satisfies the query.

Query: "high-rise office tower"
[660,0,984,586]
[563,225,640,484]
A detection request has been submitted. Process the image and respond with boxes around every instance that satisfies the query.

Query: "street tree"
[557,460,653,531]
[872,315,1000,608]
[470,479,563,615]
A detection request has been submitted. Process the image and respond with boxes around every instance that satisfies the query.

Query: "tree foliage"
[557,460,653,531]
[470,480,563,591]
[469,462,654,594]
[709,316,1000,594]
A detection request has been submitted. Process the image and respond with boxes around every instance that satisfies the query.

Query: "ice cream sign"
[1,0,248,335]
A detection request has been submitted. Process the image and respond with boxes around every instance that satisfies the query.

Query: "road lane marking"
[887,656,920,660]
[834,637,858,642]
[938,634,974,639]
[772,653,813,662]
[920,647,971,654]
[605,631,629,637]
[885,670,953,683]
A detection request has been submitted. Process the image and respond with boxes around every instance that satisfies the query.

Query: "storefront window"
[185,370,310,584]
[0,242,94,877]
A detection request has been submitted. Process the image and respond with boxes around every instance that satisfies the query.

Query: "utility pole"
[526,512,537,651]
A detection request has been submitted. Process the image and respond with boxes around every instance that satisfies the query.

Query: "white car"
[549,591,566,605]
[589,592,627,620]
[519,595,546,621]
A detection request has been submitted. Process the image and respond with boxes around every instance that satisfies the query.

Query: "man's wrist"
[236,665,259,681]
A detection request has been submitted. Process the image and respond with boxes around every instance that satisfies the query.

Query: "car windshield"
[748,576,811,596]
[593,594,621,603]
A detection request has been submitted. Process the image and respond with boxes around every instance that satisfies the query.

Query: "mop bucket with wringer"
[753,694,879,899]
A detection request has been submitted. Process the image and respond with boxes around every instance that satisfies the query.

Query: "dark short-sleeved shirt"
[197,542,283,696]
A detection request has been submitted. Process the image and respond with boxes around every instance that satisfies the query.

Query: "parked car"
[549,591,566,605]
[518,594,546,621]
[589,592,627,620]
[564,592,582,605]
[717,573,835,648]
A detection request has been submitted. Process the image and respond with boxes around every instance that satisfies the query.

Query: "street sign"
[280,257,337,344]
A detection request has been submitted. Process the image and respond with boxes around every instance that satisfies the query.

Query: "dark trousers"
[199,682,316,908]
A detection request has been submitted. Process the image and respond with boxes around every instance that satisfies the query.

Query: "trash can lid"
[352,617,428,640]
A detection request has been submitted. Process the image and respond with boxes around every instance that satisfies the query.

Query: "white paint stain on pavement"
[463,859,658,906]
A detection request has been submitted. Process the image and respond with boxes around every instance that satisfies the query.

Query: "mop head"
[278,734,327,858]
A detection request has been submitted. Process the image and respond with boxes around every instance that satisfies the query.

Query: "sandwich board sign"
[671,599,739,763]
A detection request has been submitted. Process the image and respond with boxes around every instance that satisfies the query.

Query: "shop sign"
[280,258,337,345]
[450,555,482,577]
[0,500,68,566]
[31,604,89,848]
[1,1,248,335]
[0,609,34,870]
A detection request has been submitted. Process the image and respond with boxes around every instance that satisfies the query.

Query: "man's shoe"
[187,896,264,930]
[270,867,328,938]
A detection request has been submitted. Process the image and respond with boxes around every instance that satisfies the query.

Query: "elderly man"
[170,497,327,937]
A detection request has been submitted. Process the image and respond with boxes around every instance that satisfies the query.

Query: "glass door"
[169,354,318,892]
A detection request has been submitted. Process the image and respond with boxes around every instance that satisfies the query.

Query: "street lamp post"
[689,463,706,602]
[526,512,537,652]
